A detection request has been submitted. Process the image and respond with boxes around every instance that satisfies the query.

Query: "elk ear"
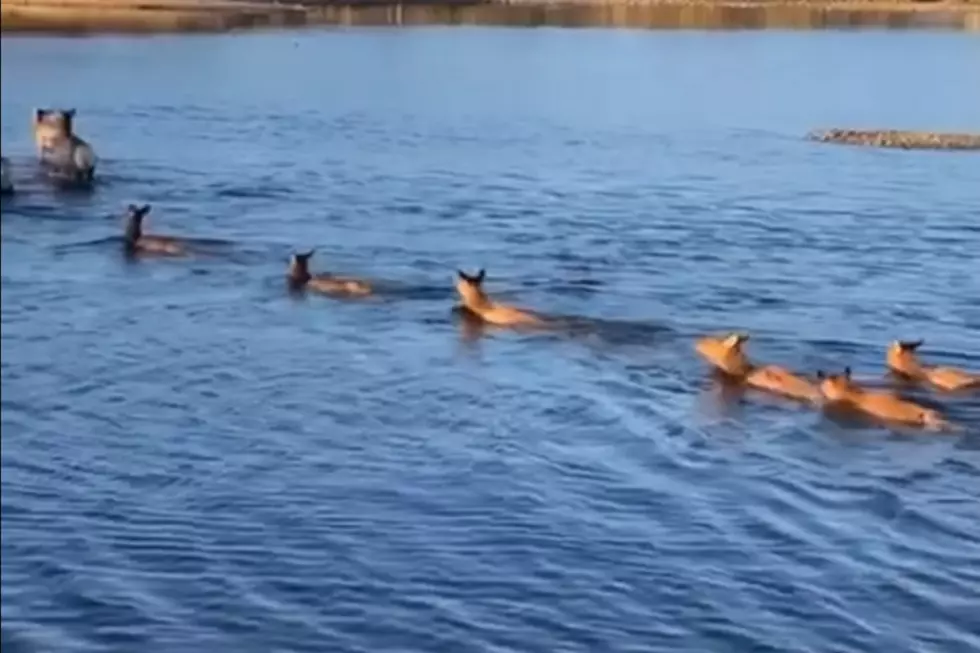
[475,268,486,283]
[139,204,152,216]
[65,108,77,119]
[723,332,748,350]
[844,366,852,379]
[899,339,924,351]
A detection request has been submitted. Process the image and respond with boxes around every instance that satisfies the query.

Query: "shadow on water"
[816,402,978,438]
[39,170,97,194]
[1,157,103,207]
[448,303,674,347]
[50,234,266,268]
[281,277,455,303]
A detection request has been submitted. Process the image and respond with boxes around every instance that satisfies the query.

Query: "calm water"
[2,28,980,653]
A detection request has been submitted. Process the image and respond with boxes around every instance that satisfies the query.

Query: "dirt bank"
[3,0,979,33]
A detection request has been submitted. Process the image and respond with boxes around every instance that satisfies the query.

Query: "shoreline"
[3,0,979,33]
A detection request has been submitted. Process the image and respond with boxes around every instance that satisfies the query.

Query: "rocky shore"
[808,129,980,151]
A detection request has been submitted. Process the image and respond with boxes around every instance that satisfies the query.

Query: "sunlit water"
[2,28,980,653]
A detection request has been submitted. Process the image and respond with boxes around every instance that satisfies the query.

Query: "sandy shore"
[2,0,979,32]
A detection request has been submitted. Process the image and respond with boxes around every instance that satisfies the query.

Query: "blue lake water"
[2,27,980,653]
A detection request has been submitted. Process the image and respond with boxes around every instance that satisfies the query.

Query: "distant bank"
[2,0,979,33]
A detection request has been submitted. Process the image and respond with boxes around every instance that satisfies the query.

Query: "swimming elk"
[817,367,956,432]
[454,269,545,328]
[886,339,979,392]
[123,204,188,256]
[695,332,821,403]
[33,108,97,185]
[286,249,373,297]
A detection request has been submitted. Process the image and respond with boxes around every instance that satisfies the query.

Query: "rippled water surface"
[3,28,980,653]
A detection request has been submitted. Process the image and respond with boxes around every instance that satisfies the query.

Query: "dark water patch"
[554,314,676,345]
[209,180,297,201]
[0,626,41,653]
[547,278,608,300]
[38,170,97,194]
[378,281,455,301]
[1,202,106,226]
[86,164,199,190]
